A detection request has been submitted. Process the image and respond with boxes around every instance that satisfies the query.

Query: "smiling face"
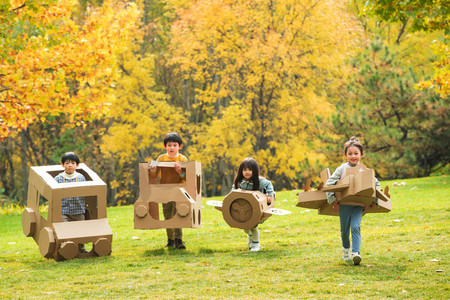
[242,167,253,180]
[345,145,363,165]
[164,141,182,158]
[62,160,78,175]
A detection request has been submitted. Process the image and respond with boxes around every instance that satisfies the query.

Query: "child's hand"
[332,200,339,211]
[371,202,377,209]
[149,162,157,172]
[267,195,273,205]
[174,163,182,175]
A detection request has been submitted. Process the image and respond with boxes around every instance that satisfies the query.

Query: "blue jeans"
[339,205,363,254]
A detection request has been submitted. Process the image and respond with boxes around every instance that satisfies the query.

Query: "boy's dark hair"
[163,132,183,146]
[234,157,260,191]
[61,152,80,164]
[344,136,364,155]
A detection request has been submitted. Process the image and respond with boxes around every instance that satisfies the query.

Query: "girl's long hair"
[233,157,260,191]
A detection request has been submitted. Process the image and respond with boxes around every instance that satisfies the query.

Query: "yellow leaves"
[1,0,141,140]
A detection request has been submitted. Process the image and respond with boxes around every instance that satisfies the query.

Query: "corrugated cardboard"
[214,190,275,229]
[297,165,391,216]
[134,161,202,229]
[22,164,112,260]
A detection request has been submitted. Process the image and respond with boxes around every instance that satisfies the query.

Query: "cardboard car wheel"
[135,204,148,218]
[222,195,262,229]
[22,208,37,237]
[39,227,56,259]
[59,241,78,260]
[94,238,111,256]
[177,204,190,217]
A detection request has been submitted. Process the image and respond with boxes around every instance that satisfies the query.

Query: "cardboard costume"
[134,161,202,229]
[297,164,391,216]
[22,164,112,261]
[207,190,291,229]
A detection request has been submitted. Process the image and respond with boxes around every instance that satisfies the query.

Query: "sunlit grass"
[0,176,448,299]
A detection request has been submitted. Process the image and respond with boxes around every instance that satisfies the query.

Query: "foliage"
[0,0,140,139]
[360,0,449,99]
[99,0,188,205]
[362,0,449,32]
[334,37,449,178]
[1,176,448,298]
[168,0,363,192]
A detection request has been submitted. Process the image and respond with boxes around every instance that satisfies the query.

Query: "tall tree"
[334,38,449,178]
[360,0,449,98]
[0,0,140,139]
[167,0,363,193]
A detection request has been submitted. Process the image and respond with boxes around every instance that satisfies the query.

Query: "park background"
[0,0,448,207]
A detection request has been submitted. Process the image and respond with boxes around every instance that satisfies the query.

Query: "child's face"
[242,167,253,180]
[164,141,182,158]
[345,145,363,165]
[62,160,78,174]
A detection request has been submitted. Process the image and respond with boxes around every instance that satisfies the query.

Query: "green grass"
[1,176,448,299]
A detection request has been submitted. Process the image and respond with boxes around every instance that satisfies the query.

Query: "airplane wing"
[264,208,292,215]
[206,200,223,207]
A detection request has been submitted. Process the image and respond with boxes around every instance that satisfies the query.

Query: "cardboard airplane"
[22,164,112,261]
[134,161,202,229]
[297,164,391,216]
[207,190,291,229]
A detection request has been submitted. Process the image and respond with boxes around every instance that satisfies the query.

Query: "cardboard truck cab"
[134,161,202,230]
[22,164,112,261]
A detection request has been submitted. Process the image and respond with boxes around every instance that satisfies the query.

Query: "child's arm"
[372,176,381,206]
[260,178,274,205]
[325,165,343,205]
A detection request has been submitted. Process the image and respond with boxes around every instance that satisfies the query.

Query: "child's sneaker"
[175,238,186,249]
[352,252,361,265]
[342,248,351,261]
[248,235,252,250]
[165,239,175,248]
[249,242,260,252]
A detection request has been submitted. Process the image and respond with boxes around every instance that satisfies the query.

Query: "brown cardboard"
[134,161,202,230]
[297,165,391,216]
[22,164,112,261]
[212,190,275,229]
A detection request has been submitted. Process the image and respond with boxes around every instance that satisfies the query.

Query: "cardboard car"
[207,190,291,229]
[22,164,112,261]
[297,164,391,216]
[134,161,202,229]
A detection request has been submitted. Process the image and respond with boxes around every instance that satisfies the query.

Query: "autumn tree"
[359,0,449,98]
[0,0,140,139]
[0,0,140,203]
[334,37,449,178]
[167,0,363,193]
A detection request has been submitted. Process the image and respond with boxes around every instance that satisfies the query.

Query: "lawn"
[0,176,448,299]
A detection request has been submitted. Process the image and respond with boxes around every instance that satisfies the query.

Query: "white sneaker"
[342,248,351,261]
[352,252,361,265]
[249,242,260,252]
[248,235,252,250]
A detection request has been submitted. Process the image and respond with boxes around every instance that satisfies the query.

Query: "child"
[149,132,188,249]
[232,157,274,252]
[54,152,87,252]
[326,137,379,265]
